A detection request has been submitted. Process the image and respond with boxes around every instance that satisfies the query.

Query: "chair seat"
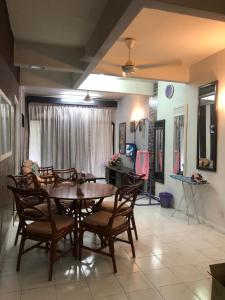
[25,202,57,218]
[101,200,129,212]
[83,211,126,229]
[26,215,74,236]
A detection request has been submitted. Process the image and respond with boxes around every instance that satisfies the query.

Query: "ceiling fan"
[83,91,102,102]
[103,37,181,77]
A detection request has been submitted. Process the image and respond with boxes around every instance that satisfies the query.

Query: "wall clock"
[165,84,174,99]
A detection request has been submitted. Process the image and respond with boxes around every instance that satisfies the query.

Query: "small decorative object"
[191,173,207,184]
[130,121,135,132]
[109,153,121,167]
[165,84,174,99]
[119,122,126,154]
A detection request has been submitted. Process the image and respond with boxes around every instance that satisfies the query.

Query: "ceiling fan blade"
[137,60,182,70]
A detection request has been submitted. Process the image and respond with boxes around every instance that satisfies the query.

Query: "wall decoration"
[197,81,218,172]
[0,89,13,161]
[130,121,135,132]
[165,84,174,99]
[119,122,126,154]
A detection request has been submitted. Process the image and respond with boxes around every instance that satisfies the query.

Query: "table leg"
[73,201,79,258]
[182,182,190,224]
[190,185,200,224]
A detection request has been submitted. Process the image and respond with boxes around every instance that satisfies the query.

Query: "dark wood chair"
[8,173,41,246]
[53,168,78,183]
[38,166,55,185]
[52,168,94,217]
[7,186,75,281]
[79,184,139,273]
[99,172,144,240]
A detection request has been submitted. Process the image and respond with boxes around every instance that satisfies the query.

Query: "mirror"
[197,81,218,171]
[154,120,165,183]
[0,90,13,161]
[173,114,184,175]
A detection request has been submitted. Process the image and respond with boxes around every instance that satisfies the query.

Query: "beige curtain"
[29,104,113,177]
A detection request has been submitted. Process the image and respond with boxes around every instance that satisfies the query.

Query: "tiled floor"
[1,198,225,299]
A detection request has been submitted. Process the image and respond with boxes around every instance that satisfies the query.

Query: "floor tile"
[169,265,207,282]
[186,278,212,300]
[117,271,153,292]
[0,274,21,293]
[126,288,163,300]
[135,255,164,271]
[0,291,21,300]
[158,283,199,300]
[56,281,92,300]
[144,267,180,287]
[21,286,56,300]
[88,276,124,298]
[94,293,128,300]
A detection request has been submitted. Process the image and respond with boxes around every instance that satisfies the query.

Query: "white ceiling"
[95,8,225,80]
[6,0,108,47]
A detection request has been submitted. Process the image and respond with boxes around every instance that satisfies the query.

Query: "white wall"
[156,48,225,232]
[156,82,198,206]
[115,94,149,169]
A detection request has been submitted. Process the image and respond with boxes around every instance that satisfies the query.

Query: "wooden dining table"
[46,181,117,256]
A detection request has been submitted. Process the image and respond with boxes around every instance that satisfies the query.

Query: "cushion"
[24,202,57,218]
[101,200,128,212]
[26,215,74,236]
[83,211,126,229]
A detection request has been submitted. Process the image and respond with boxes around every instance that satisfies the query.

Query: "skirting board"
[198,216,225,234]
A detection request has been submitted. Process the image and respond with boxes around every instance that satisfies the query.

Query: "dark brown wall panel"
[0,0,20,251]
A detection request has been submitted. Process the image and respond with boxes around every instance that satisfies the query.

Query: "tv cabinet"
[105,165,133,187]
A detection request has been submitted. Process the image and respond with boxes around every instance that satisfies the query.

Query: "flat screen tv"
[126,143,137,161]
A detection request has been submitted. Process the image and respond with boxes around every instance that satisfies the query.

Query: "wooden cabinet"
[105,165,133,187]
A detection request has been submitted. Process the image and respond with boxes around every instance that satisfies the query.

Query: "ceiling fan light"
[84,94,92,101]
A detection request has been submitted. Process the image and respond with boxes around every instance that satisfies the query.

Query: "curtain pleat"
[29,104,113,177]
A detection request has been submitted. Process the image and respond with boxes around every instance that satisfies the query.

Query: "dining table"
[46,181,117,256]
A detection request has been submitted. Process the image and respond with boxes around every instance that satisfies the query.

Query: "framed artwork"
[130,121,135,132]
[0,89,13,161]
[119,122,126,154]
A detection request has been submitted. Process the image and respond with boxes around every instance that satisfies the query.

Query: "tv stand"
[105,165,132,187]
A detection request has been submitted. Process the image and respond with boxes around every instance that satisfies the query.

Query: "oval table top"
[46,182,117,201]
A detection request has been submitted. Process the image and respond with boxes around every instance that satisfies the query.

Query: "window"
[0,90,13,161]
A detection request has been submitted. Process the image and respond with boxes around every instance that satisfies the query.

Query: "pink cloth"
[173,150,180,174]
[135,150,149,180]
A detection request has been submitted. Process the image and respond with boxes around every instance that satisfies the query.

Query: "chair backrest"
[8,172,40,189]
[53,168,78,183]
[38,166,55,185]
[106,184,140,232]
[125,171,145,186]
[7,186,58,234]
[38,166,54,176]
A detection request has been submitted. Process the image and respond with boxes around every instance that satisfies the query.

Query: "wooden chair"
[100,172,144,240]
[38,166,55,185]
[8,173,41,246]
[53,168,94,217]
[79,185,139,273]
[7,186,75,281]
[53,168,78,183]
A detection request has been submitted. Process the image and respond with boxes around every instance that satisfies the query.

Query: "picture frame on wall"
[119,122,126,154]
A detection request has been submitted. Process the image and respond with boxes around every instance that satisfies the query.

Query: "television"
[126,143,137,161]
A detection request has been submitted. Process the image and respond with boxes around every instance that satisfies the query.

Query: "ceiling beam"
[142,0,225,21]
[15,41,85,73]
[73,0,143,89]
[20,68,74,89]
